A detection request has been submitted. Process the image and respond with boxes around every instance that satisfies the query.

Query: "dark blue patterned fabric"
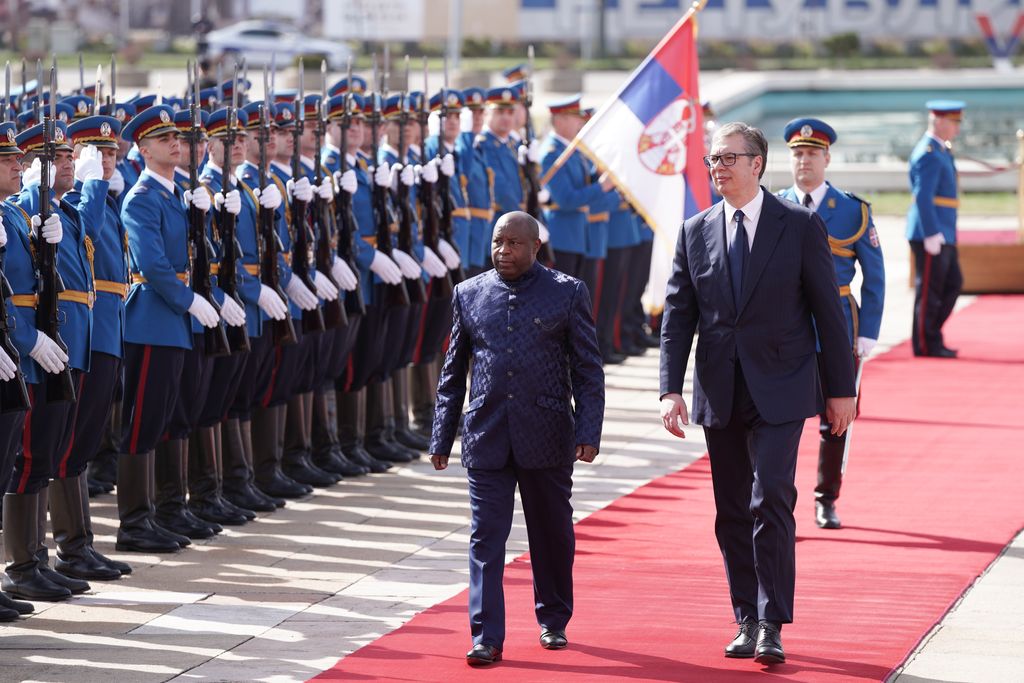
[430,262,604,469]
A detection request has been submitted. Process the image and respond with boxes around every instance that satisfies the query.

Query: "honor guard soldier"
[778,117,885,529]
[907,101,964,358]
[478,87,527,250]
[598,189,644,359]
[7,117,95,599]
[538,96,615,280]
[116,104,222,554]
[0,122,73,606]
[460,87,494,276]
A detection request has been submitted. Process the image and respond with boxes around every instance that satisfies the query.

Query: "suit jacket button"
[507,370,513,377]
[507,393,513,399]
[507,325,513,331]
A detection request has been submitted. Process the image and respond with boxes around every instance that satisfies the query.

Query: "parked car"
[204,20,353,70]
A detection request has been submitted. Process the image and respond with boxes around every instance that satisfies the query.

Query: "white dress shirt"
[794,182,828,212]
[723,188,765,251]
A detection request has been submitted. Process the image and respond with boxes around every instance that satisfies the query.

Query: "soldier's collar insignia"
[827,198,836,209]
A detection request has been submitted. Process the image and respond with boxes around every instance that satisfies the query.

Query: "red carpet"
[315,296,1024,682]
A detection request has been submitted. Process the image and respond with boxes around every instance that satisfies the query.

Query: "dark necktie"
[728,210,747,308]
[802,193,813,209]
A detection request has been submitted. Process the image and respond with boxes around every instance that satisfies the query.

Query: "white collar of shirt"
[345,153,357,167]
[141,168,176,195]
[553,133,572,147]
[300,155,316,170]
[795,182,828,211]
[270,160,291,176]
[324,142,340,155]
[203,159,236,186]
[927,133,947,150]
[443,140,454,153]
[484,126,508,144]
[407,143,421,158]
[723,188,765,249]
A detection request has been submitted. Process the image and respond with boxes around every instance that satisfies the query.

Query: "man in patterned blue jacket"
[777,117,885,530]
[429,211,604,666]
[907,101,964,358]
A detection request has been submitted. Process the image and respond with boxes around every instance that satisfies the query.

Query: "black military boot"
[49,476,122,581]
[76,472,131,575]
[393,368,430,452]
[155,438,219,539]
[210,422,257,520]
[409,361,437,441]
[222,417,279,512]
[87,401,121,493]
[253,405,311,499]
[338,388,390,473]
[0,589,33,616]
[815,438,845,529]
[115,452,181,553]
[283,392,340,487]
[2,492,72,601]
[188,427,250,526]
[34,489,91,594]
[365,380,413,463]
[312,388,365,477]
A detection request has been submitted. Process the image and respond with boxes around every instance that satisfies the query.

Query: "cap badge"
[115,108,125,121]
[800,124,813,137]
[100,122,112,137]
[501,90,512,102]
[159,110,171,123]
[55,128,65,142]
[5,129,14,143]
[282,108,292,120]
[77,101,87,113]
[58,112,68,122]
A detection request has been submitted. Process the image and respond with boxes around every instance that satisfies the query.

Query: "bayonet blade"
[297,59,305,123]
[94,64,102,114]
[78,53,84,94]
[4,62,9,124]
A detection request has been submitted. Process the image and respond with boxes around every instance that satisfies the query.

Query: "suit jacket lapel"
[738,189,786,314]
[699,203,735,315]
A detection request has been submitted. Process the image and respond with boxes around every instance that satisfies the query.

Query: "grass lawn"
[865,192,1018,216]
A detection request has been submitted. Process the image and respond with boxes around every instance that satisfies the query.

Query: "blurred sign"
[324,0,425,41]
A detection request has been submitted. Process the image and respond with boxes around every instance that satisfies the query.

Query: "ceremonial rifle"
[34,66,77,403]
[187,59,231,358]
[290,60,325,333]
[416,57,452,299]
[369,54,409,309]
[435,55,465,285]
[312,59,346,330]
[333,56,365,318]
[395,56,426,304]
[257,66,296,346]
[217,63,251,353]
[522,45,554,265]
[0,62,30,413]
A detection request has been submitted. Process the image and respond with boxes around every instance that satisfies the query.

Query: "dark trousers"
[413,283,453,366]
[0,410,27,494]
[9,371,81,494]
[596,247,630,354]
[231,329,274,419]
[910,241,962,355]
[579,257,600,311]
[167,339,216,439]
[466,460,575,648]
[346,299,387,392]
[704,366,803,625]
[622,242,653,342]
[121,343,186,455]
[199,352,248,427]
[264,326,311,407]
[552,250,585,279]
[59,352,122,479]
[321,313,361,388]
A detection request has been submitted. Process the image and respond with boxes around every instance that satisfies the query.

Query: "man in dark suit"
[659,123,856,664]
[429,211,605,667]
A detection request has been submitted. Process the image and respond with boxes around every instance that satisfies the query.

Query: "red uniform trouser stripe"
[16,385,35,493]
[128,345,153,455]
[56,372,87,478]
[412,281,433,365]
[261,347,283,408]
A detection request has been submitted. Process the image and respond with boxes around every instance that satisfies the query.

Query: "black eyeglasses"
[702,153,758,169]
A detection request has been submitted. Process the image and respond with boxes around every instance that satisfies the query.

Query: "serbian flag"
[548,6,711,313]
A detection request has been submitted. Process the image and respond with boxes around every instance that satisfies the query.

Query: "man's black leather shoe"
[815,500,841,529]
[724,618,758,658]
[540,628,568,649]
[466,643,502,666]
[927,347,957,359]
[602,351,627,365]
[754,621,785,664]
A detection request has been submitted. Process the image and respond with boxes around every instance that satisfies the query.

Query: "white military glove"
[74,145,104,182]
[369,250,403,285]
[399,164,415,187]
[437,238,461,269]
[257,284,288,320]
[419,158,439,184]
[214,189,241,215]
[421,246,448,279]
[0,346,17,381]
[183,188,212,212]
[923,232,945,256]
[0,216,7,248]
[284,276,319,311]
[188,293,220,328]
[459,108,474,133]
[517,138,541,165]
[258,183,282,210]
[538,221,550,244]
[331,255,358,291]
[31,214,63,244]
[317,177,334,201]
[22,158,55,188]
[219,295,247,327]
[391,249,422,279]
[29,331,68,374]
[427,111,440,137]
[108,168,126,195]
[312,269,339,301]
[440,153,455,178]
[373,162,391,187]
[334,169,357,194]
[287,176,314,202]
[856,337,877,358]
[537,187,551,204]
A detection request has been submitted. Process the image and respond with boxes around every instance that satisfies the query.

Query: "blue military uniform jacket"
[476,129,522,232]
[906,133,958,244]
[120,171,195,349]
[429,262,605,469]
[15,187,93,372]
[268,160,305,320]
[607,194,641,251]
[323,148,377,305]
[379,144,425,267]
[462,131,494,269]
[539,133,615,256]
[3,201,46,384]
[778,183,885,342]
[64,178,128,359]
[424,135,471,261]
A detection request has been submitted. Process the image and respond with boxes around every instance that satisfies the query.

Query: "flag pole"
[542,0,709,186]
